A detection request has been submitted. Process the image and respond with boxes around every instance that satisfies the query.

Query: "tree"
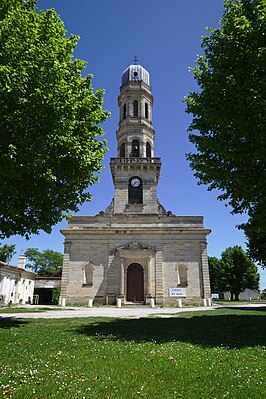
[0,243,16,263]
[0,0,110,239]
[261,289,266,300]
[184,0,266,266]
[242,204,266,267]
[218,246,259,300]
[24,248,63,276]
[208,256,221,293]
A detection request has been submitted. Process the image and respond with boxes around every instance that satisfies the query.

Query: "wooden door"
[127,263,144,302]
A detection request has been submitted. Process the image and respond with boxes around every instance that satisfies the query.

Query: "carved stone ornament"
[116,241,155,254]
[122,241,149,250]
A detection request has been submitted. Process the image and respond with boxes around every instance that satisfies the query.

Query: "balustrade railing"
[110,157,161,164]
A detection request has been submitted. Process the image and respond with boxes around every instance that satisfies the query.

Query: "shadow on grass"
[226,306,266,312]
[75,311,266,349]
[0,317,29,329]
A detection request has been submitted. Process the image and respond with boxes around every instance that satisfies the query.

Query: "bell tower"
[110,64,162,214]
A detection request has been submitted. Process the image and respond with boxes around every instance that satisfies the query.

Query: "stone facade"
[60,64,211,306]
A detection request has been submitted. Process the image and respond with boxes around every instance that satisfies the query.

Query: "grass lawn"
[0,307,59,314]
[214,300,266,306]
[0,308,265,399]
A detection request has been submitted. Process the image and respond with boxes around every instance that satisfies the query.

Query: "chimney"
[18,256,26,269]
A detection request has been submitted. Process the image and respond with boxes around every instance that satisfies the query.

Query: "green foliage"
[24,247,63,276]
[0,243,16,263]
[242,203,266,266]
[0,0,110,239]
[210,246,260,300]
[52,287,61,304]
[208,256,220,293]
[184,0,266,267]
[261,289,266,300]
[0,310,265,398]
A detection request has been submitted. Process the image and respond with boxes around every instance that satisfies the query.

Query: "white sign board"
[169,288,187,297]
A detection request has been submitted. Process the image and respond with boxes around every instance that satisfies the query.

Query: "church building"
[60,63,211,306]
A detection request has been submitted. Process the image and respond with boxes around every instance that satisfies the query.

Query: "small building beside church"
[0,256,36,306]
[60,63,211,306]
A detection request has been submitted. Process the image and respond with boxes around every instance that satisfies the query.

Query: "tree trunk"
[235,293,239,301]
[230,291,234,301]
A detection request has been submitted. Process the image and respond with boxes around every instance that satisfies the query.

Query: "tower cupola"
[121,64,150,86]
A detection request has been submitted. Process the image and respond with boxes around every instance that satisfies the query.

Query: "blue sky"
[3,0,265,288]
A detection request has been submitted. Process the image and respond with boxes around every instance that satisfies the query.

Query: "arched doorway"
[127,263,144,302]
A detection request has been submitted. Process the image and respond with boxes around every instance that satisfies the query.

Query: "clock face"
[131,177,141,187]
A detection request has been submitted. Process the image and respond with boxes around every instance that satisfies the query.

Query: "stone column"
[119,257,125,299]
[126,141,130,158]
[140,141,145,158]
[147,257,152,297]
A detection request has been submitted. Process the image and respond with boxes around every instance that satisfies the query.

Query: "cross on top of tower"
[133,55,139,65]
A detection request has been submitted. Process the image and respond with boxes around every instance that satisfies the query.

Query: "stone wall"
[60,214,211,306]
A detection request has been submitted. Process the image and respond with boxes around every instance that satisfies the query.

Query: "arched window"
[145,103,149,119]
[120,142,126,157]
[146,142,151,158]
[128,177,143,204]
[83,262,94,287]
[133,100,138,117]
[176,264,188,286]
[131,139,140,157]
[123,103,127,119]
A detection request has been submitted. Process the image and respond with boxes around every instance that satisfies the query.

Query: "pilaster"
[155,244,164,304]
[107,252,116,304]
[200,241,211,299]
[59,240,71,304]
